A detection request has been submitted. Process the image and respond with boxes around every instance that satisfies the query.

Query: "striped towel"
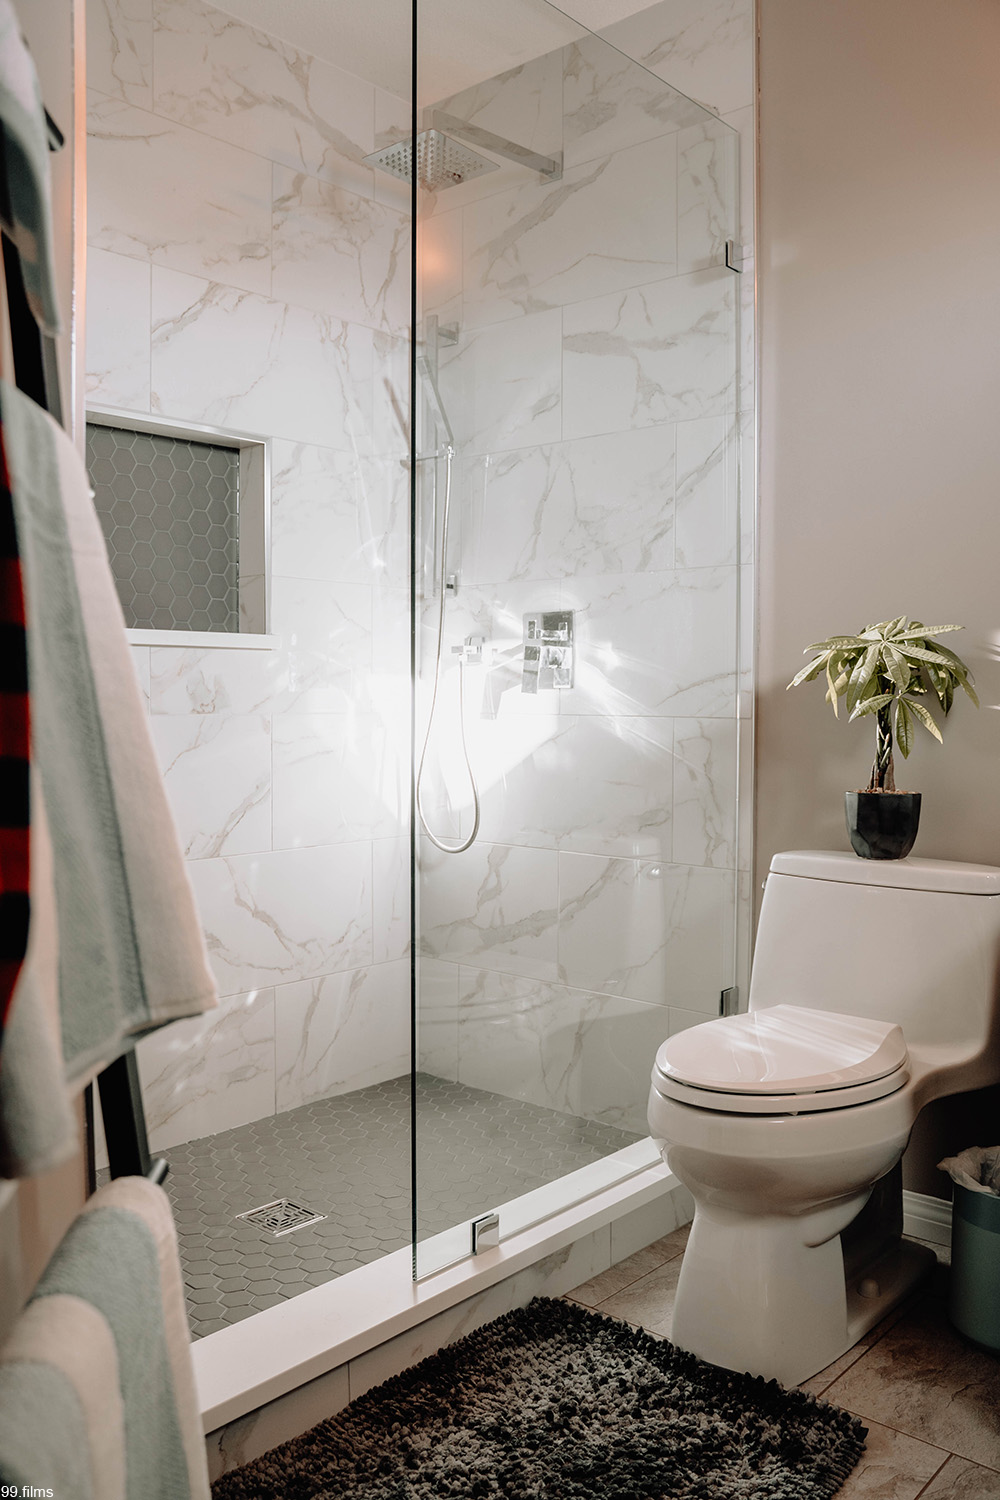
[0,422,29,1045]
[0,0,61,336]
[0,1177,211,1499]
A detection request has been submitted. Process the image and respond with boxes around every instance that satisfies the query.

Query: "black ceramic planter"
[845,791,921,860]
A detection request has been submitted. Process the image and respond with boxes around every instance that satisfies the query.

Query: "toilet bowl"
[648,851,1000,1387]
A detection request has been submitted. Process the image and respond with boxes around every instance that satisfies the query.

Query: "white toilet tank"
[750,852,1000,1066]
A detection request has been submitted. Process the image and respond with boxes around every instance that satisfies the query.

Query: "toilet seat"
[652,1004,910,1116]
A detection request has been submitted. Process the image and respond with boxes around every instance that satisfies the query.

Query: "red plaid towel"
[0,421,29,1045]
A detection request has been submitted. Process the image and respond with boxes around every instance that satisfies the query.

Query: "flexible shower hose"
[415,445,481,854]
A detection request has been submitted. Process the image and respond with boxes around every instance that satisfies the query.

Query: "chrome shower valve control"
[522,610,574,692]
[452,635,485,665]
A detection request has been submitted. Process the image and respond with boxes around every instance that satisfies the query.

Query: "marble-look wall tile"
[463,426,675,584]
[137,987,275,1151]
[440,310,562,455]
[462,134,678,329]
[418,840,558,981]
[370,329,411,463]
[562,270,736,438]
[149,645,284,715]
[371,88,411,212]
[274,960,409,1111]
[470,713,673,859]
[187,843,372,996]
[557,855,734,1011]
[152,0,377,195]
[130,644,151,709]
[272,713,403,846]
[677,118,738,274]
[416,958,459,1083]
[431,50,564,197]
[150,267,373,451]
[373,836,410,965]
[457,966,671,1132]
[86,247,151,410]
[671,717,737,868]
[562,32,704,169]
[417,207,462,323]
[88,0,153,109]
[150,713,271,857]
[600,0,755,118]
[206,1363,351,1485]
[561,568,737,718]
[272,166,409,333]
[674,416,738,567]
[270,577,372,715]
[87,92,272,295]
[677,118,740,277]
[269,441,407,585]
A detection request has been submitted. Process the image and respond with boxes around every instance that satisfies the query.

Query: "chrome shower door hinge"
[719,986,739,1016]
[471,1212,500,1253]
[725,239,743,273]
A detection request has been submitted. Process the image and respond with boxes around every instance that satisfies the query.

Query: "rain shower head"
[364,129,499,191]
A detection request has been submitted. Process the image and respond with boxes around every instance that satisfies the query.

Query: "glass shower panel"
[412,3,742,1276]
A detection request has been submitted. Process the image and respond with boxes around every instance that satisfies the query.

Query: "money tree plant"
[788,616,978,792]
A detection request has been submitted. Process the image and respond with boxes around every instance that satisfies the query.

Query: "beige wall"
[757,0,1000,1193]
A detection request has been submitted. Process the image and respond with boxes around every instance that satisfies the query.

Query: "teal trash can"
[940,1148,1000,1354]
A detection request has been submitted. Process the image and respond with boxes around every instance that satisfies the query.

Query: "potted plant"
[788,616,978,859]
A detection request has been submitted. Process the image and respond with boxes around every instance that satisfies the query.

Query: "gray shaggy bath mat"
[212,1296,866,1500]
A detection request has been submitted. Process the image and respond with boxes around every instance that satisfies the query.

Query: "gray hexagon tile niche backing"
[86,422,239,633]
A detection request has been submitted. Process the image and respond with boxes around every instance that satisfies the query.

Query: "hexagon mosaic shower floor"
[160,1075,640,1338]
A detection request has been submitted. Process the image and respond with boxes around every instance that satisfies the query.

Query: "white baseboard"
[902,1189,952,1246]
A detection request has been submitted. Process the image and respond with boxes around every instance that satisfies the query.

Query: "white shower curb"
[196,1156,685,1437]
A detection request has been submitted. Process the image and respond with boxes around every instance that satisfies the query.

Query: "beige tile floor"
[566,1228,1000,1499]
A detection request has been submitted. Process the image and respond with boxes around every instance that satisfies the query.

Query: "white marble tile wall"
[89,0,754,1157]
[413,7,753,1135]
[88,0,413,1151]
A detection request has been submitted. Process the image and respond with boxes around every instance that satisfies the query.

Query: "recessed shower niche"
[86,410,268,637]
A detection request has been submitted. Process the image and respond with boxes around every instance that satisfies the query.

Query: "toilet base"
[670,1201,935,1387]
[844,1238,936,1347]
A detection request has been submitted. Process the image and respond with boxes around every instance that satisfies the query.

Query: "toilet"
[648,850,1000,1387]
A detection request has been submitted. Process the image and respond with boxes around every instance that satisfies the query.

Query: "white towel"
[1,377,216,1177]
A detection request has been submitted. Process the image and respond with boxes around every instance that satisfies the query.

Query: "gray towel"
[0,0,61,334]
[0,1177,211,1499]
[1,379,215,1156]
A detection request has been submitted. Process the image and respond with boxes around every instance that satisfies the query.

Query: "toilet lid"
[655,1004,907,1096]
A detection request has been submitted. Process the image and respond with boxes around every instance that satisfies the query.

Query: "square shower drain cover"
[236,1199,327,1237]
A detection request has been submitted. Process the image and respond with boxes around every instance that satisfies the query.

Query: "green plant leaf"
[905,696,944,743]
[896,625,964,640]
[850,692,894,720]
[897,644,964,669]
[883,646,912,694]
[896,698,913,757]
[848,643,881,700]
[787,654,830,690]
[805,636,866,652]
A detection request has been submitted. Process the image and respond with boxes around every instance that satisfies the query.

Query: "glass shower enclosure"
[84,0,743,1332]
[408,3,742,1275]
